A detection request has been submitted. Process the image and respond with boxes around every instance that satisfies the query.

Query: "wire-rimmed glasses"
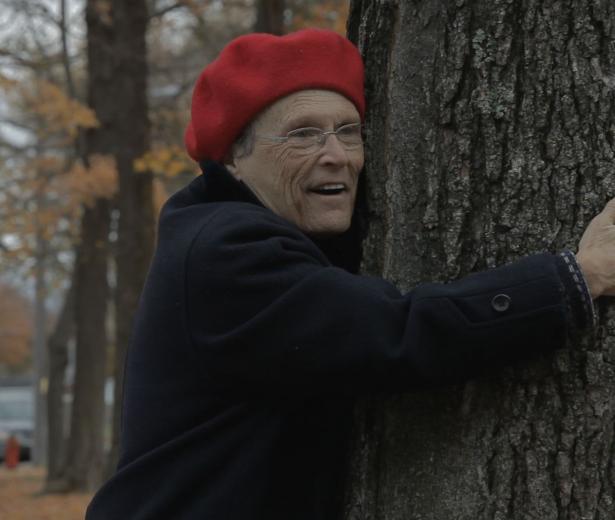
[256,123,363,153]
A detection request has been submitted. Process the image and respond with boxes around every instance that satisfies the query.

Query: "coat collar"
[196,160,364,273]
[199,160,263,206]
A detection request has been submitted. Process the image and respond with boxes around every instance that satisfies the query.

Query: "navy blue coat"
[86,161,588,519]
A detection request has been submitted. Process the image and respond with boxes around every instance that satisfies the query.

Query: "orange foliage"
[21,80,99,140]
[134,145,197,179]
[0,153,82,264]
[0,152,118,265]
[93,0,113,26]
[0,73,18,90]
[290,1,349,34]
[0,284,32,371]
[60,154,119,208]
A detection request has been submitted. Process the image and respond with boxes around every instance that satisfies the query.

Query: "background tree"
[45,280,74,490]
[0,283,33,374]
[0,0,106,470]
[344,1,615,519]
[106,0,155,477]
[0,0,353,502]
[255,0,285,34]
[64,0,116,491]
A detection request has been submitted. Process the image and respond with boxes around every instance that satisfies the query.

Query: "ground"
[0,464,92,520]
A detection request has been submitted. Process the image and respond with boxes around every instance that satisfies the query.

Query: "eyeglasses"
[256,123,363,152]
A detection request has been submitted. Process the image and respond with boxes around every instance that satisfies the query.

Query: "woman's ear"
[224,156,241,181]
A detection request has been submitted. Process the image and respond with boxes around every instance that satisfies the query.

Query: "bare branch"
[0,48,64,69]
[0,117,35,132]
[149,2,187,20]
[0,140,34,154]
[60,0,76,98]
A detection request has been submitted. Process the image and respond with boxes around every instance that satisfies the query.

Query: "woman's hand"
[576,198,615,299]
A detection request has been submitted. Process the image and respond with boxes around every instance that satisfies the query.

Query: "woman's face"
[225,90,364,237]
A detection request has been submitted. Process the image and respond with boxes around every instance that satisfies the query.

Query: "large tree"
[64,0,115,491]
[344,1,615,519]
[106,0,154,475]
[255,0,285,34]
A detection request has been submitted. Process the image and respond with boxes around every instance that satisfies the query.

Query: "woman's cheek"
[281,159,312,204]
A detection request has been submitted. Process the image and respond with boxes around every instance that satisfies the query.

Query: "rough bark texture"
[107,0,155,476]
[345,1,615,519]
[64,0,115,492]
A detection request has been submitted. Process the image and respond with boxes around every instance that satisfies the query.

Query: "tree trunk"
[44,281,74,491]
[44,0,81,491]
[64,0,117,492]
[66,201,110,491]
[255,0,285,35]
[106,0,155,477]
[344,1,615,519]
[32,218,48,466]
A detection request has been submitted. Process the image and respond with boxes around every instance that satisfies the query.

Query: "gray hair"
[229,122,256,160]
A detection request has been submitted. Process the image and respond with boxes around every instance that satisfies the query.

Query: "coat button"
[491,293,511,312]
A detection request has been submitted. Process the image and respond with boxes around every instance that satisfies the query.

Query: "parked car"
[0,385,34,461]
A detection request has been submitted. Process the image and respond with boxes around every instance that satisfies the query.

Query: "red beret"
[185,29,365,163]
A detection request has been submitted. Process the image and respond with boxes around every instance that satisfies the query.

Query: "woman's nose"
[318,132,349,166]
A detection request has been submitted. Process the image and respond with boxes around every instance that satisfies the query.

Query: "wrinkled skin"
[225,90,615,301]
[225,90,364,237]
[576,198,615,299]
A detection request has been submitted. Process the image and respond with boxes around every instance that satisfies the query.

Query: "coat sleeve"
[186,205,571,395]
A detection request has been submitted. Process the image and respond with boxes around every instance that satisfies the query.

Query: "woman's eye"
[337,124,361,136]
[289,128,321,139]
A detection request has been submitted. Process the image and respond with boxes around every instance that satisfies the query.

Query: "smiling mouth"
[310,183,347,196]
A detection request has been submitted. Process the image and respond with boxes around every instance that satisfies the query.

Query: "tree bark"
[345,1,615,519]
[66,201,110,491]
[255,0,285,35]
[106,0,155,477]
[32,212,48,466]
[44,281,74,490]
[64,0,116,492]
[43,0,82,491]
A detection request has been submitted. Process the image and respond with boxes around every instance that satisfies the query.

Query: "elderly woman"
[87,29,614,519]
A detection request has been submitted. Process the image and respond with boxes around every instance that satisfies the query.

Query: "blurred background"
[0,1,349,518]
